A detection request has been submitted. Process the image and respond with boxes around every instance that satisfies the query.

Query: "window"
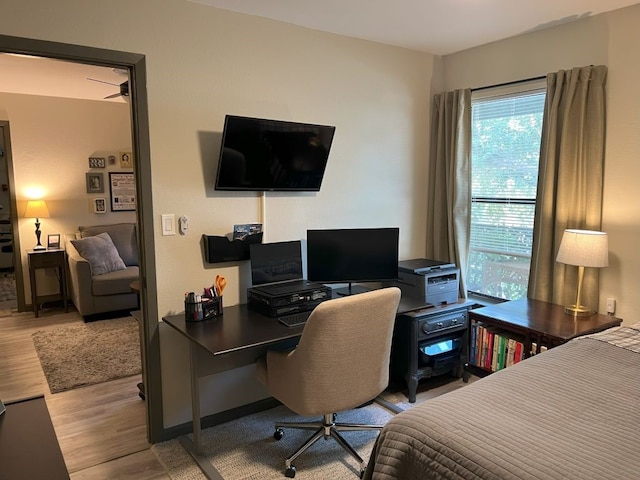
[468,83,546,300]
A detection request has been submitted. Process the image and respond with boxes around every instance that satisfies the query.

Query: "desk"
[27,249,68,317]
[0,395,70,479]
[163,305,305,479]
[163,294,438,479]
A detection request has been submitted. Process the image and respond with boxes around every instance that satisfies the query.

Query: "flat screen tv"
[306,227,399,295]
[215,115,336,191]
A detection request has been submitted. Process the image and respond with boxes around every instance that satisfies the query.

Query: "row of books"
[470,322,526,372]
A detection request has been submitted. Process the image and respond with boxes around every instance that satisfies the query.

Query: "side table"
[466,297,622,376]
[27,249,69,318]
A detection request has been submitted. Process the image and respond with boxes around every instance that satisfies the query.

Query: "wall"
[0,0,435,428]
[0,93,134,299]
[441,5,640,324]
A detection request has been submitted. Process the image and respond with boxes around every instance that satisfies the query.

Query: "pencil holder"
[202,296,223,319]
[185,297,204,322]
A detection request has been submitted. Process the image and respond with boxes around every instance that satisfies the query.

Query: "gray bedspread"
[365,328,640,479]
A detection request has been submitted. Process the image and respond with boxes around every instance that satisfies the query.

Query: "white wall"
[441,5,640,324]
[1,0,435,427]
[0,93,134,298]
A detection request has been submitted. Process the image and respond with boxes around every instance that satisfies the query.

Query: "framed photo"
[86,172,104,193]
[108,155,117,166]
[47,234,61,249]
[119,151,133,169]
[88,157,106,168]
[92,197,107,214]
[109,172,136,211]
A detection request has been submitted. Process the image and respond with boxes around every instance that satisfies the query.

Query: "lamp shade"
[24,200,50,219]
[556,229,608,268]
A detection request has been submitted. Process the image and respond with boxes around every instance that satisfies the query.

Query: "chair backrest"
[277,287,401,415]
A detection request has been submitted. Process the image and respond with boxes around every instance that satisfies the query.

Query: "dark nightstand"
[27,249,69,317]
[466,297,622,376]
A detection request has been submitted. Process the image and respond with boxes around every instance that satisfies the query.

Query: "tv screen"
[307,227,399,295]
[215,115,336,191]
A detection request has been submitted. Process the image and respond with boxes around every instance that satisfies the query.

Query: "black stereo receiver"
[247,285,332,317]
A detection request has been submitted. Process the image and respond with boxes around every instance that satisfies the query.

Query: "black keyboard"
[278,311,312,327]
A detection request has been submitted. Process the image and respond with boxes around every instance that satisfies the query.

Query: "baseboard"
[158,397,281,442]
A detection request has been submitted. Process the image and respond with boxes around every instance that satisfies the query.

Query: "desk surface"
[163,304,305,356]
[0,396,69,480]
[163,295,469,356]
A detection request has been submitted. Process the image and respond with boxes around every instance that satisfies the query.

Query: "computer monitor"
[306,227,399,295]
[249,240,303,286]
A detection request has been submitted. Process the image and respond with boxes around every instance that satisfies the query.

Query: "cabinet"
[466,297,622,376]
[27,249,68,317]
[390,300,474,402]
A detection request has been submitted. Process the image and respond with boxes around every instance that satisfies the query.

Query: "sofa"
[66,222,139,318]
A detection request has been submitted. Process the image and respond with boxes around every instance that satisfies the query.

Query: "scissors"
[215,275,227,296]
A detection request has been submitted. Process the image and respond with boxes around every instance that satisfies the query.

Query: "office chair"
[255,287,401,478]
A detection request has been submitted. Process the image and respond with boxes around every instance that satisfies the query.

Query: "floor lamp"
[24,199,50,251]
[556,229,608,316]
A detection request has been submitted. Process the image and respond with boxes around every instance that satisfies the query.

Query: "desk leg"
[178,342,224,480]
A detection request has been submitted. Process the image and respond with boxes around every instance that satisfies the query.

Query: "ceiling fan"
[86,77,129,99]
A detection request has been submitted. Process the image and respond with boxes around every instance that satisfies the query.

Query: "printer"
[396,258,460,305]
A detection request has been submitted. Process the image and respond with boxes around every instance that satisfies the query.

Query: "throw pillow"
[71,232,127,276]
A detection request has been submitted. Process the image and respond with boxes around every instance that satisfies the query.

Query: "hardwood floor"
[0,306,169,479]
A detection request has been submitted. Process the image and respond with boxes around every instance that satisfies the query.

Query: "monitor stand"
[335,283,371,296]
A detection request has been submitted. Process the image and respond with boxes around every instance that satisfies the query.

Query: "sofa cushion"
[79,223,138,266]
[71,233,127,276]
[91,266,139,296]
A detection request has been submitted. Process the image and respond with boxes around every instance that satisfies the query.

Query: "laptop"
[249,240,322,295]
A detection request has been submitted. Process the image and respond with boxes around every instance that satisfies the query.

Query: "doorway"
[0,122,23,311]
[0,33,163,443]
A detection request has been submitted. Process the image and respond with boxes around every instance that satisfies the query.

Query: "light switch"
[161,214,176,236]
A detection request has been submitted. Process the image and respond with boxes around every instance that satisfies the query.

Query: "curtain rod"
[471,75,546,92]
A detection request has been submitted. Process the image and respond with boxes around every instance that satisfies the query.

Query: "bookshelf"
[466,298,621,377]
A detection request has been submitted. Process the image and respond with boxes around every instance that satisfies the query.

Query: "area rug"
[152,377,477,479]
[32,316,141,394]
[152,403,396,480]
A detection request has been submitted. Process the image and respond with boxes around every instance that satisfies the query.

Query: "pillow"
[71,232,127,276]
[79,223,138,266]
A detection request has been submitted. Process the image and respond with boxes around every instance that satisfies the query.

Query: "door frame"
[0,34,164,443]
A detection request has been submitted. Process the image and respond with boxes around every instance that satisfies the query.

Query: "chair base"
[274,413,383,478]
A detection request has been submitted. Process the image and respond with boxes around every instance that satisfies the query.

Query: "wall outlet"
[606,297,616,314]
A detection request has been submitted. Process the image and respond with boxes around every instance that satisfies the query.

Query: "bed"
[364,322,640,479]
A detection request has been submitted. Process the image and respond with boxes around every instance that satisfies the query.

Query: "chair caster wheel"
[274,428,284,441]
[285,466,296,478]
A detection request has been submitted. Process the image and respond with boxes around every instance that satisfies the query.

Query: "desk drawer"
[418,310,467,339]
[30,251,65,268]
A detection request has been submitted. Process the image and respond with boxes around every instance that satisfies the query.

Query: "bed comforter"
[364,323,640,479]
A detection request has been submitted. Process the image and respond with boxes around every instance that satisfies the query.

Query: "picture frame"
[108,155,117,166]
[86,172,104,193]
[119,151,133,169]
[92,197,107,214]
[88,157,106,168]
[109,172,136,211]
[47,234,61,249]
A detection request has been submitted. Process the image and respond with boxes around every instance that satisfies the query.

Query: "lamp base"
[564,304,594,316]
[32,245,46,251]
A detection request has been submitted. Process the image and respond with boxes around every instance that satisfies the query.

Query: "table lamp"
[556,229,608,316]
[24,199,50,251]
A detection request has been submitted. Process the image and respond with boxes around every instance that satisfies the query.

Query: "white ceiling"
[188,0,640,55]
[1,0,639,102]
[0,54,128,103]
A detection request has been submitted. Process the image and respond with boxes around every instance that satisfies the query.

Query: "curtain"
[528,65,607,306]
[426,89,471,297]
